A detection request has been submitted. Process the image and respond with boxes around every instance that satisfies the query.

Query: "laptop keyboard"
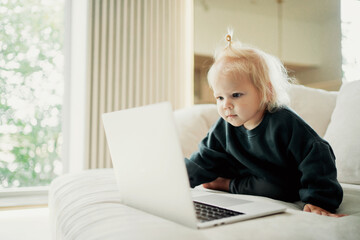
[193,201,244,223]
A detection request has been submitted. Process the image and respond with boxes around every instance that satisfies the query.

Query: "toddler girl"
[185,31,344,217]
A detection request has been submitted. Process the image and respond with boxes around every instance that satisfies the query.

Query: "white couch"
[49,81,360,240]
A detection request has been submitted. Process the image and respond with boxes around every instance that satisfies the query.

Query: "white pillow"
[288,84,338,137]
[324,80,360,184]
[174,104,218,158]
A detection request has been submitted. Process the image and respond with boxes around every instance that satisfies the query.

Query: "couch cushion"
[324,80,360,184]
[174,104,219,158]
[287,84,338,137]
[49,169,360,239]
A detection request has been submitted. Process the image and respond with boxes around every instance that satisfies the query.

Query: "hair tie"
[226,34,232,47]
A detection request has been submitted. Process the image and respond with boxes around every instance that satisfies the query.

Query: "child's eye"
[216,96,224,101]
[232,93,243,98]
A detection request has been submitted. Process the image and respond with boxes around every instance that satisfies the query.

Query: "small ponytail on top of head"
[225,28,233,48]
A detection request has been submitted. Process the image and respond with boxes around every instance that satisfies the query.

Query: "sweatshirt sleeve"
[185,128,231,188]
[297,141,343,212]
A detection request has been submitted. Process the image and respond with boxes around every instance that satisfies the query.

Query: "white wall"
[294,11,342,88]
[194,4,278,58]
[282,19,322,66]
[194,0,342,89]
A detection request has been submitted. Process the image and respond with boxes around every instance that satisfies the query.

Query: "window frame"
[62,0,88,174]
[0,186,48,208]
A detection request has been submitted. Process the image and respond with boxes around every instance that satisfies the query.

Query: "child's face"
[212,66,265,130]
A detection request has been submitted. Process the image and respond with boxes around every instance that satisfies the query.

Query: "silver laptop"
[102,102,286,229]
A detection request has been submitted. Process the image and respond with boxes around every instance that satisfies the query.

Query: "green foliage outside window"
[0,0,64,188]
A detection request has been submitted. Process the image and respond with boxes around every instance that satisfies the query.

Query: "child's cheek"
[217,107,226,120]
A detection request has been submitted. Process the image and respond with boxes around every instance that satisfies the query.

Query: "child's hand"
[202,177,230,192]
[303,204,347,217]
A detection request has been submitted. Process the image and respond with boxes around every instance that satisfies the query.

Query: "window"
[341,0,360,82]
[0,0,64,191]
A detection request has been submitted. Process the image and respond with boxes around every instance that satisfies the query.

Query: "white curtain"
[85,0,194,169]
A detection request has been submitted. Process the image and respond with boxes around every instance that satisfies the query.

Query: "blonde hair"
[207,32,292,112]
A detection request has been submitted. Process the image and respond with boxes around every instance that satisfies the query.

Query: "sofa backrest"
[174,84,338,158]
[287,84,338,137]
[174,104,219,158]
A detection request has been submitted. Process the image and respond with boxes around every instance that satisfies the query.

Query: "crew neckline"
[236,110,270,137]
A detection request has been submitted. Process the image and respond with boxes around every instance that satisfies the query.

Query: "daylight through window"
[0,0,64,188]
[341,0,360,82]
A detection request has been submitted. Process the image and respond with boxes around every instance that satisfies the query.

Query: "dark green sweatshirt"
[185,107,343,211]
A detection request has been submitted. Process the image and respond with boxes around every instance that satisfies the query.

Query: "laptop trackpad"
[193,194,251,207]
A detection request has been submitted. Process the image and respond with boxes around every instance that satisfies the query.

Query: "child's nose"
[223,98,233,109]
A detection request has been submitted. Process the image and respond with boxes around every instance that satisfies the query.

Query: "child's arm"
[185,124,231,188]
[297,141,343,213]
[203,178,347,218]
[185,157,219,188]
